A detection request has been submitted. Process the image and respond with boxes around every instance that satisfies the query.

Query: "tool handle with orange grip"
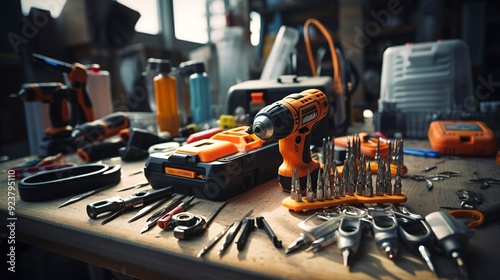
[71,112,130,143]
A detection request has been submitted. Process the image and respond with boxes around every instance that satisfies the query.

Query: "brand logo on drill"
[301,107,318,125]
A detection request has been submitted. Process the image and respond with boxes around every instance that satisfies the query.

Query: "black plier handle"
[87,186,174,224]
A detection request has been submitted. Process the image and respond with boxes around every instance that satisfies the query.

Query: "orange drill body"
[17,82,72,135]
[251,89,329,191]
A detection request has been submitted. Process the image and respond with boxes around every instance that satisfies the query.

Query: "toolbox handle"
[277,75,299,84]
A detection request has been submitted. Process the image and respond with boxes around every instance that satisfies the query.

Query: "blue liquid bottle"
[180,61,212,125]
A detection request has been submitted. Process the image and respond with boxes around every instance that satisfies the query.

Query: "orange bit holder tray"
[282,193,407,212]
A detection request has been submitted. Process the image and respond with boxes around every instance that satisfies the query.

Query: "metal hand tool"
[371,207,399,259]
[157,196,195,229]
[117,181,150,192]
[337,214,364,267]
[172,201,228,240]
[286,210,343,254]
[87,186,174,225]
[58,182,116,208]
[197,223,232,258]
[234,217,255,251]
[425,211,469,279]
[128,195,172,223]
[398,217,437,277]
[256,216,282,248]
[218,210,253,256]
[140,195,187,234]
[411,171,461,182]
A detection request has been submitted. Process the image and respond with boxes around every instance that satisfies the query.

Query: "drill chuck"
[252,115,274,140]
[252,103,294,141]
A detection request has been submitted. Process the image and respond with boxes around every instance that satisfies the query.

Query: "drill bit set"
[283,136,407,212]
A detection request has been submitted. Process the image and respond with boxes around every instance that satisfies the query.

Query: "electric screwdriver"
[15,82,71,136]
[249,89,329,191]
[33,53,94,126]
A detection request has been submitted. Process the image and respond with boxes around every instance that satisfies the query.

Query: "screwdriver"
[157,195,195,229]
[140,195,186,234]
[425,211,469,279]
[218,210,253,257]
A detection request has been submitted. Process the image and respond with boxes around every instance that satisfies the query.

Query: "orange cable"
[303,18,343,95]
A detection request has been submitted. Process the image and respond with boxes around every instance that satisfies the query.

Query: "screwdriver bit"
[376,159,385,196]
[393,160,402,195]
[385,151,392,195]
[316,169,324,201]
[364,162,373,197]
[305,229,338,252]
[306,169,315,202]
[290,169,297,201]
[356,155,366,196]
[333,161,341,199]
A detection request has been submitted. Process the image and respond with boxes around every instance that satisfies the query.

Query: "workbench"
[1,127,499,280]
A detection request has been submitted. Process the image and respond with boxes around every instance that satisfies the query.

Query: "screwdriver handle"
[157,196,193,229]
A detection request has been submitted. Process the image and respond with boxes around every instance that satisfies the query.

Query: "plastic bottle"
[181,60,212,125]
[154,60,180,135]
[86,64,113,119]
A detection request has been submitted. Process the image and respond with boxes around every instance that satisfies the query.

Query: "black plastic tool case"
[144,139,281,201]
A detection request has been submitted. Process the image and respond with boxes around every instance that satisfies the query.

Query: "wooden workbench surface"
[1,141,500,280]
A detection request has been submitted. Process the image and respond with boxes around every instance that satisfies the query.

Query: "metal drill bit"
[306,169,315,202]
[376,159,385,196]
[333,161,341,199]
[295,176,303,202]
[398,139,404,165]
[342,157,350,196]
[324,165,332,200]
[356,155,366,196]
[364,162,373,197]
[348,152,356,195]
[393,162,402,195]
[316,169,324,201]
[291,169,298,201]
[385,155,392,195]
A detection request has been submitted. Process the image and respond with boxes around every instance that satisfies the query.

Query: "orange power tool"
[33,53,94,126]
[15,82,72,136]
[249,89,329,192]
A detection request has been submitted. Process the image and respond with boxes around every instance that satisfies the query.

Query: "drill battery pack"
[227,76,335,145]
[144,126,281,201]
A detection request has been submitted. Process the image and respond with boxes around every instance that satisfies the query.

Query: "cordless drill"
[33,53,94,126]
[15,82,72,136]
[249,89,329,192]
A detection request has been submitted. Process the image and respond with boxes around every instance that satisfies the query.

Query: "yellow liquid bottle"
[154,60,180,134]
